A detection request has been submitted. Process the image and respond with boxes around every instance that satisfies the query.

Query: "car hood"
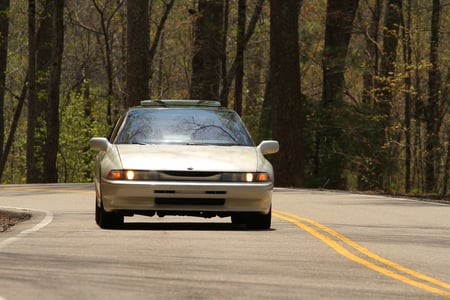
[115,144,258,172]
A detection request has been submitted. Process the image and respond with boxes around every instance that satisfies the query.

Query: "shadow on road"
[104,222,274,232]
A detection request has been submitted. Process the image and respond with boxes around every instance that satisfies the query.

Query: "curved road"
[0,184,449,299]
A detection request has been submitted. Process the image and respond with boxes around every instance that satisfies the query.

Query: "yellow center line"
[273,209,450,298]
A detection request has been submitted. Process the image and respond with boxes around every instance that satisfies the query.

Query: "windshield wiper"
[185,142,241,146]
[184,142,210,145]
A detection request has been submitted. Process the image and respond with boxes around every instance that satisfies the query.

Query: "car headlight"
[106,170,159,180]
[106,170,271,182]
[222,172,271,182]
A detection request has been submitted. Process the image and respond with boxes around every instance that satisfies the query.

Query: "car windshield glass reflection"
[115,108,254,146]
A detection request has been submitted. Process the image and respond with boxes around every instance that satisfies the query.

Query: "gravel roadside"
[0,210,32,233]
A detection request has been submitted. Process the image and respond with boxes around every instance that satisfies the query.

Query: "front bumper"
[99,179,273,214]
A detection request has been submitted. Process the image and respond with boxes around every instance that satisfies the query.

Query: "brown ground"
[0,211,31,233]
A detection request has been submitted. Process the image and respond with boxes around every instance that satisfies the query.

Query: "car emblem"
[187,167,194,171]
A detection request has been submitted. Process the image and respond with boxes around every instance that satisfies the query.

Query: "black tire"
[95,199,124,229]
[233,206,272,230]
[231,213,246,225]
[247,206,272,229]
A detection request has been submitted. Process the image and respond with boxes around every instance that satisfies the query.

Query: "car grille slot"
[155,190,176,194]
[159,171,221,181]
[155,198,225,205]
[155,190,226,195]
[205,191,226,195]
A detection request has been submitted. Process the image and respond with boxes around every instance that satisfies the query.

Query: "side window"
[108,115,125,143]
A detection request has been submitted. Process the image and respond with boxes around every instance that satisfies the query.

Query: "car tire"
[231,214,246,225]
[95,199,124,229]
[245,207,272,229]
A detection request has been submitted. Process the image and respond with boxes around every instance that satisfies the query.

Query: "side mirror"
[257,140,279,155]
[90,137,110,151]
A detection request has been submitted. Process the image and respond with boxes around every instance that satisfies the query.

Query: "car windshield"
[115,108,254,146]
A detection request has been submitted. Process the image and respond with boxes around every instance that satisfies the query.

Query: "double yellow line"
[273,209,450,298]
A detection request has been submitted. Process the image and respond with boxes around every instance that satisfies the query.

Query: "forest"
[0,0,449,197]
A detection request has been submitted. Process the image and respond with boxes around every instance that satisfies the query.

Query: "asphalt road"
[0,184,449,299]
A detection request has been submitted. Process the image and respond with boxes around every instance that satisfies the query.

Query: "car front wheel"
[95,199,124,229]
[232,206,272,230]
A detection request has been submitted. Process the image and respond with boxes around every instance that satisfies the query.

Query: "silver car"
[90,100,279,229]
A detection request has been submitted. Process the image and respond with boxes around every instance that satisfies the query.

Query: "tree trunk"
[378,0,402,118]
[31,0,54,182]
[25,0,53,183]
[259,68,272,140]
[148,0,175,98]
[245,40,264,136]
[319,0,359,189]
[442,68,450,196]
[26,0,38,183]
[425,0,442,193]
[92,0,124,125]
[403,0,413,193]
[362,0,382,105]
[189,0,224,101]
[220,0,229,107]
[43,0,64,183]
[443,126,450,196]
[270,0,304,187]
[0,0,10,165]
[126,0,149,107]
[370,0,402,191]
[220,0,264,106]
[233,0,246,115]
[0,76,27,182]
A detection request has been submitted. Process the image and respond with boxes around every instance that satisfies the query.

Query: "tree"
[318,0,359,188]
[358,0,382,190]
[425,0,443,193]
[189,0,224,101]
[148,0,176,98]
[2,0,449,193]
[362,0,382,105]
[269,0,304,187]
[373,0,402,191]
[26,0,38,183]
[126,0,149,107]
[43,0,64,183]
[220,0,264,106]
[0,77,27,182]
[92,0,124,124]
[0,0,9,163]
[26,0,54,183]
[234,0,246,115]
[403,0,413,193]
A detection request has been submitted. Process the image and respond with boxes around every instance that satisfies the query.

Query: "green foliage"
[58,91,110,183]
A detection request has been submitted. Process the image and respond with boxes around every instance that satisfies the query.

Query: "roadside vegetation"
[0,0,449,198]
